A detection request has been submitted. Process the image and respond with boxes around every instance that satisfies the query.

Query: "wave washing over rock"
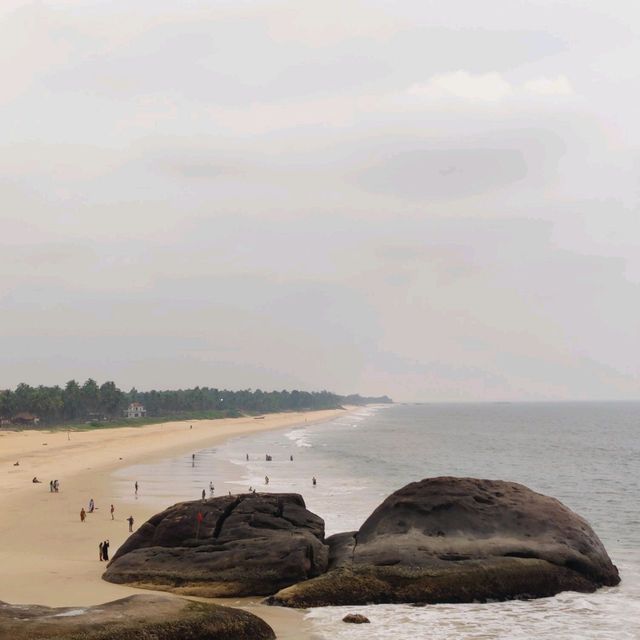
[103,477,619,606]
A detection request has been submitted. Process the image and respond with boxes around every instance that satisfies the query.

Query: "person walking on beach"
[265,475,269,485]
[312,476,317,487]
[134,481,138,496]
[201,489,206,500]
[127,515,134,532]
[110,504,115,520]
[80,508,86,523]
[103,539,110,561]
[99,541,104,561]
[88,498,95,513]
[54,480,59,492]
[49,480,54,492]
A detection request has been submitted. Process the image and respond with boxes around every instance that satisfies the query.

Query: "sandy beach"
[0,409,347,638]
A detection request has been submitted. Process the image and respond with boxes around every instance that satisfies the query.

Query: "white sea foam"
[305,576,640,640]
[284,428,312,448]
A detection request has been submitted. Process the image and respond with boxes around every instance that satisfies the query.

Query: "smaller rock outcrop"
[0,594,275,640]
[343,613,370,624]
[104,493,328,597]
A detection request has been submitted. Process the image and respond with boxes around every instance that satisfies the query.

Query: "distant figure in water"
[192,453,195,467]
[127,515,134,532]
[246,453,249,461]
[209,481,214,495]
[110,504,115,520]
[312,476,317,487]
[290,455,293,461]
[80,508,86,523]
[103,539,110,561]
[265,475,269,485]
[99,541,104,561]
[134,481,138,495]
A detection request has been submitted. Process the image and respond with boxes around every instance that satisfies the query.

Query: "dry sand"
[0,409,347,638]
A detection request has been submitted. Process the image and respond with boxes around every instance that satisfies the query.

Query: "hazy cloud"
[0,0,638,400]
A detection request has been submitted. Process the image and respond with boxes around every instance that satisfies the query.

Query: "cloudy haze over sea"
[1,1,639,401]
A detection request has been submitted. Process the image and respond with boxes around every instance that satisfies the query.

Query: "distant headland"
[0,380,392,428]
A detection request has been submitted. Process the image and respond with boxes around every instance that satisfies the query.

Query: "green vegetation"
[0,380,391,428]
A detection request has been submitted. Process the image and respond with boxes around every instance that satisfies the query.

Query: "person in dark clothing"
[127,515,134,532]
[99,541,104,561]
[102,539,110,561]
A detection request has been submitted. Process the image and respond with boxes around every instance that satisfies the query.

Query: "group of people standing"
[98,539,110,562]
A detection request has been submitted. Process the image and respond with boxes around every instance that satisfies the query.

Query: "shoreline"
[0,408,350,638]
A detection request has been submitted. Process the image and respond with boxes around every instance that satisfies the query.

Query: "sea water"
[116,403,640,639]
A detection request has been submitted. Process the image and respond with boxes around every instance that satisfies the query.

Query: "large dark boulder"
[0,594,275,640]
[268,477,620,607]
[104,493,328,597]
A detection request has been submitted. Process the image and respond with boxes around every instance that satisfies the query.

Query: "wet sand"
[0,409,346,638]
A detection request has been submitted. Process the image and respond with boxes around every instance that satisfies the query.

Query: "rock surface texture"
[342,613,370,623]
[103,493,328,597]
[0,594,275,640]
[267,477,620,607]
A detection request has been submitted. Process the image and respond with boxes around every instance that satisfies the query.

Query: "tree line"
[0,380,392,425]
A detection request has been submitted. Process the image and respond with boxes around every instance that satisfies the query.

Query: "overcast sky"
[1,0,639,401]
